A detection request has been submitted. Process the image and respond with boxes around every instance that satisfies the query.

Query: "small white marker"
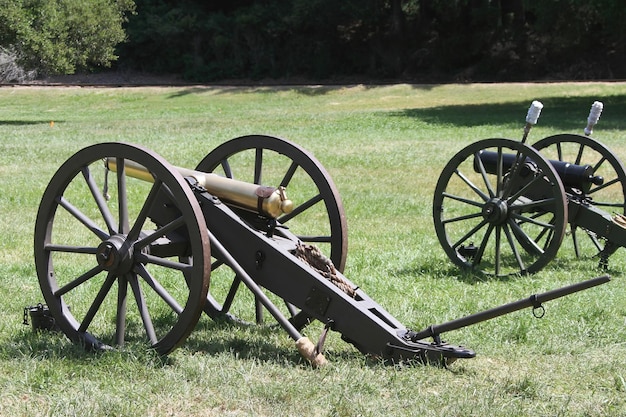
[584,101,603,136]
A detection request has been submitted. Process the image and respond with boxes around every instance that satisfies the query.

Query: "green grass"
[2,82,626,416]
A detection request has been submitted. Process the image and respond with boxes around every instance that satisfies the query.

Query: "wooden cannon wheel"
[34,143,210,355]
[533,134,626,258]
[194,135,348,326]
[433,138,567,277]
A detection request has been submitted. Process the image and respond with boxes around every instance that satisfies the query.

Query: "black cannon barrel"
[411,275,610,342]
[474,150,602,189]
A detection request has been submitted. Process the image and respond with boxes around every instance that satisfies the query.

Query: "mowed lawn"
[1,82,626,416]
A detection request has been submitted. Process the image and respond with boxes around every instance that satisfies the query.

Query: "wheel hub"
[482,198,509,225]
[96,234,134,274]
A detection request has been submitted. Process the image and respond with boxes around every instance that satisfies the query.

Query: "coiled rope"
[294,242,356,298]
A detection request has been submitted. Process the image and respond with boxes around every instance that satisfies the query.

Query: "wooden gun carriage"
[34,107,609,366]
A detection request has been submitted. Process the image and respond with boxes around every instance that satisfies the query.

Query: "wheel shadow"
[183,317,365,366]
[391,260,519,284]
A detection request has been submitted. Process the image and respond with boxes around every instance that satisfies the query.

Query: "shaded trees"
[5,0,624,81]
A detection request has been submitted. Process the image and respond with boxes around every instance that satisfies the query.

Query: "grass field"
[2,82,626,416]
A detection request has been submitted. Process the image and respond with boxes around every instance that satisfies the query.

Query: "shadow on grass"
[183,317,365,366]
[12,308,486,368]
[388,95,626,131]
[166,83,439,98]
[391,259,519,285]
[393,251,612,286]
[7,328,168,366]
[0,120,62,126]
[10,309,366,368]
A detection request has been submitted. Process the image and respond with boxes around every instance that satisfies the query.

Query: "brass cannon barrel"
[105,158,293,218]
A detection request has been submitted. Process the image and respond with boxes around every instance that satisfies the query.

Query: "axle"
[105,157,293,218]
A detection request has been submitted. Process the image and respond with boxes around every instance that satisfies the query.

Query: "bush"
[0,0,135,77]
[0,47,36,83]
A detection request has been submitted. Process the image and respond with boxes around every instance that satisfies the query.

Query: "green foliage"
[3,0,626,81]
[0,0,135,75]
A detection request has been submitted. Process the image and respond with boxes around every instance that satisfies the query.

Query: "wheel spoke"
[472,223,494,266]
[136,253,194,272]
[589,176,620,194]
[116,158,130,234]
[135,264,184,314]
[509,219,545,255]
[279,193,323,223]
[45,244,98,254]
[455,169,490,202]
[555,142,563,161]
[530,213,554,242]
[115,275,128,346]
[511,212,555,229]
[474,151,495,198]
[82,166,117,234]
[220,159,233,178]
[442,211,483,225]
[511,197,556,211]
[494,226,502,275]
[129,274,157,345]
[128,178,163,242]
[254,148,263,184]
[451,219,489,250]
[496,146,504,196]
[297,235,332,243]
[506,173,547,204]
[503,223,525,270]
[57,196,109,241]
[134,216,186,251]
[280,161,299,187]
[442,192,485,208]
[54,264,104,297]
[78,272,116,332]
[211,258,225,269]
[221,275,243,314]
[501,153,527,198]
[542,228,555,251]
[592,156,607,174]
[575,143,584,165]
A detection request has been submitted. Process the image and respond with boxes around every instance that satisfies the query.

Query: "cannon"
[434,101,626,276]
[34,135,609,366]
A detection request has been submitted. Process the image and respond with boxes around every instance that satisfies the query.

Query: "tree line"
[2,0,626,82]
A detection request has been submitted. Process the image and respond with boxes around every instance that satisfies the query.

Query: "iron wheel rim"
[433,138,567,277]
[34,142,210,355]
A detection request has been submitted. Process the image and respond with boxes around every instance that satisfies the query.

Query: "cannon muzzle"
[105,158,293,218]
